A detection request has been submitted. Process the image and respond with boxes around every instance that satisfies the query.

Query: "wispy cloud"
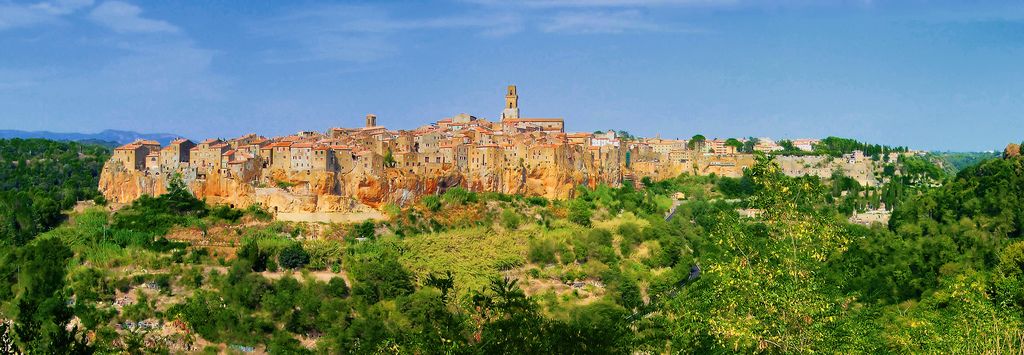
[467,0,714,34]
[0,0,93,30]
[1,0,227,135]
[98,39,226,99]
[542,10,668,33]
[252,5,522,63]
[89,1,178,34]
[32,0,93,14]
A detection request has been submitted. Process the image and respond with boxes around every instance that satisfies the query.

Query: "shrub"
[327,277,349,298]
[304,239,344,270]
[237,241,267,272]
[278,244,310,269]
[441,187,477,205]
[352,221,375,239]
[525,196,549,206]
[617,222,641,239]
[528,237,559,265]
[421,195,442,212]
[383,203,401,218]
[568,199,593,227]
[573,229,617,264]
[245,204,273,221]
[495,256,524,271]
[501,208,521,230]
[994,241,1024,308]
[210,204,243,222]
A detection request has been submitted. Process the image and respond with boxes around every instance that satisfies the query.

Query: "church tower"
[366,114,377,127]
[502,85,519,120]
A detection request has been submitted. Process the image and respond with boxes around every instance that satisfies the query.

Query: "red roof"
[115,143,142,150]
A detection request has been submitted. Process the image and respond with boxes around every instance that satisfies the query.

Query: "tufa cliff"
[99,158,622,214]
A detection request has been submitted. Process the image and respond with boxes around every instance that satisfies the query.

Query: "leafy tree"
[568,199,592,227]
[352,221,375,239]
[237,240,267,272]
[617,277,643,310]
[811,136,908,157]
[267,331,311,354]
[327,277,349,298]
[383,148,396,168]
[0,139,109,245]
[279,244,310,269]
[725,138,743,150]
[664,154,853,352]
[348,249,414,304]
[527,237,559,265]
[992,240,1024,308]
[687,134,706,150]
[9,238,92,353]
[741,137,759,153]
[778,139,796,151]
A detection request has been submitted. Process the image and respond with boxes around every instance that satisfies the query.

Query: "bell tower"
[366,114,377,127]
[502,85,519,120]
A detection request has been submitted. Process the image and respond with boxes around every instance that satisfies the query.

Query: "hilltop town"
[99,85,896,217]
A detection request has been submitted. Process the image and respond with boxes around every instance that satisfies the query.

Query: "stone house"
[289,142,314,172]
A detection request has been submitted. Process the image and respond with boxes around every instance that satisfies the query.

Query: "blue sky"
[1,0,1022,151]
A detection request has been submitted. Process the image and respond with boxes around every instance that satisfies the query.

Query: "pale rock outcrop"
[1005,143,1021,159]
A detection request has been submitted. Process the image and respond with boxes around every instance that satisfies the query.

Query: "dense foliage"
[928,151,1001,175]
[812,136,908,157]
[0,139,109,246]
[3,137,1024,353]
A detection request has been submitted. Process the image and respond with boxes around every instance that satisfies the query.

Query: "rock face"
[99,159,624,213]
[98,160,168,203]
[1005,143,1021,159]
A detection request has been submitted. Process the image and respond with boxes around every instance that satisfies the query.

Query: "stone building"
[102,84,769,211]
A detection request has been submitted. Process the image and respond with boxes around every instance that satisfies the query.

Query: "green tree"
[568,199,592,227]
[237,240,267,272]
[741,137,759,153]
[348,249,414,304]
[383,148,397,168]
[327,277,350,298]
[10,238,92,353]
[352,221,375,239]
[688,135,706,150]
[279,244,310,269]
[725,138,743,150]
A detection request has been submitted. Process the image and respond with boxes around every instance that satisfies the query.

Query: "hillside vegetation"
[2,138,1024,353]
[0,139,109,245]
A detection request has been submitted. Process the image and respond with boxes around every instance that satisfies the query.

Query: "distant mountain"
[0,129,184,146]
